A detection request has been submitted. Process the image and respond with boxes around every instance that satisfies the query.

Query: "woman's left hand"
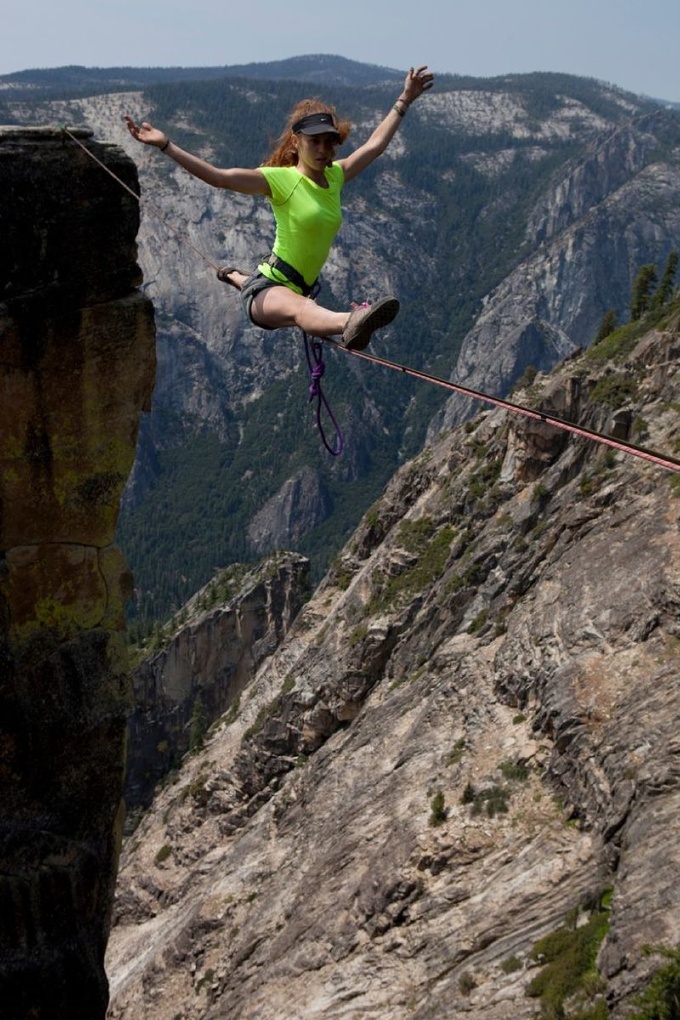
[401,65,435,103]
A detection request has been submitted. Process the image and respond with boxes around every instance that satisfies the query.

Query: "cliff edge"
[0,126,156,1018]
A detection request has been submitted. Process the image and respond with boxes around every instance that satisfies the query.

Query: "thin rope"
[62,126,220,272]
[322,338,680,475]
[303,333,344,456]
[61,127,680,475]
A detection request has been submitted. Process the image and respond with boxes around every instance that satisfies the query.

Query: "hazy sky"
[4,0,679,103]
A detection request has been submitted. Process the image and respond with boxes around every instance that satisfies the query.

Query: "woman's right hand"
[124,115,168,149]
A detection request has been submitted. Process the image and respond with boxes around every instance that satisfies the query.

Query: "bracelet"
[160,137,170,151]
[393,103,406,117]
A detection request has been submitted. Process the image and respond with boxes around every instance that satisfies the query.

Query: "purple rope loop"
[303,332,344,456]
[309,357,325,395]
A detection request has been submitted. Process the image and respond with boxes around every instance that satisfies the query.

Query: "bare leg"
[219,271,399,348]
[251,285,348,337]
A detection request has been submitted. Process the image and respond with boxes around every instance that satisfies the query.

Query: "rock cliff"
[107,310,680,1018]
[0,126,156,1018]
[430,111,680,436]
[125,553,310,811]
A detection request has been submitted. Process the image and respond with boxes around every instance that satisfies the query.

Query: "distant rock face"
[0,127,156,1018]
[125,553,310,810]
[430,113,680,436]
[247,466,331,554]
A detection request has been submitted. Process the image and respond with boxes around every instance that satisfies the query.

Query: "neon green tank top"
[257,163,344,292]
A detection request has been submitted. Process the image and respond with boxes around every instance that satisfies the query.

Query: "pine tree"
[595,308,618,343]
[630,264,659,321]
[651,250,679,310]
[189,695,207,752]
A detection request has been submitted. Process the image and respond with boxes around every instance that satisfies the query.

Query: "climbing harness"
[61,127,680,474]
[264,253,317,297]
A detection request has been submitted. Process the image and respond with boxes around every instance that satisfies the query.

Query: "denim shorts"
[240,272,282,330]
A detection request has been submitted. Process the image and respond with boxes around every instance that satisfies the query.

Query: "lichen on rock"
[0,126,156,1019]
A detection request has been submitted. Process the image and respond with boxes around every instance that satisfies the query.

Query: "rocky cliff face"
[430,110,680,436]
[107,312,680,1018]
[125,553,310,811]
[0,126,156,1018]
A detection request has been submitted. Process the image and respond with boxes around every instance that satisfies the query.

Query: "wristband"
[160,138,170,152]
[393,103,406,118]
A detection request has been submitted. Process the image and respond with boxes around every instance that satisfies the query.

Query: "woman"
[124,65,434,350]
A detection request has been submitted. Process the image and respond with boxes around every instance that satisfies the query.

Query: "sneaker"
[342,297,399,351]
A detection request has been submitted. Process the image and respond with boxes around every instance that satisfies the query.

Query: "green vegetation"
[461,760,530,817]
[472,784,510,817]
[595,308,618,343]
[195,968,215,994]
[589,373,639,409]
[588,258,680,367]
[468,455,504,502]
[447,738,467,765]
[154,844,172,865]
[587,319,647,364]
[467,608,489,634]
[653,251,680,311]
[631,264,660,321]
[189,696,207,752]
[501,955,523,975]
[429,790,448,826]
[368,523,455,614]
[224,694,241,725]
[498,759,529,782]
[525,890,612,1018]
[629,945,680,1020]
[513,364,539,392]
[459,971,476,995]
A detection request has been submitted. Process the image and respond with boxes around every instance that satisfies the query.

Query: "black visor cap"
[292,112,341,138]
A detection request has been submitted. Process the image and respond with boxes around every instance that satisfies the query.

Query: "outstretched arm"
[123,115,270,196]
[338,65,434,183]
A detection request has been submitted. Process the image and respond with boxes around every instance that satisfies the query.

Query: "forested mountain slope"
[6,58,680,629]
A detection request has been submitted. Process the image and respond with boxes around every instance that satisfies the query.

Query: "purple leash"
[303,331,344,456]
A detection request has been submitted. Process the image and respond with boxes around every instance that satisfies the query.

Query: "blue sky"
[4,0,679,102]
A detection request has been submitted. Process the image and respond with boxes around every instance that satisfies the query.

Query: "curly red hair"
[262,98,351,167]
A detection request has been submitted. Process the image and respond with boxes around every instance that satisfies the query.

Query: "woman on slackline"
[124,64,434,350]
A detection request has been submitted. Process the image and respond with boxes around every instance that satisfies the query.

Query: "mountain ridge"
[1,56,663,102]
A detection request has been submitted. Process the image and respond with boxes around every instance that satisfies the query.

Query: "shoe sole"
[345,297,400,351]
[217,267,246,291]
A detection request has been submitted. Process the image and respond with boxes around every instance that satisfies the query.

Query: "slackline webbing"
[321,338,680,475]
